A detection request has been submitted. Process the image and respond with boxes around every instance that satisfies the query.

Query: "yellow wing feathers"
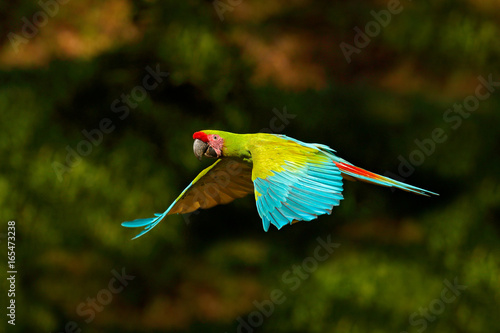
[248,134,328,180]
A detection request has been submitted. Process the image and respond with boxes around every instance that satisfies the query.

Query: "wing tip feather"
[122,213,165,239]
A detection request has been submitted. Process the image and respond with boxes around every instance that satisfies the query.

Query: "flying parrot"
[122,130,437,239]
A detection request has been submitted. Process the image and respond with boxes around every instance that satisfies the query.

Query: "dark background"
[1,0,499,332]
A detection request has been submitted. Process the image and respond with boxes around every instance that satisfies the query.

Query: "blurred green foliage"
[0,0,499,332]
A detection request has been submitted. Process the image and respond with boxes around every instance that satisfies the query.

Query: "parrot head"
[192,131,225,160]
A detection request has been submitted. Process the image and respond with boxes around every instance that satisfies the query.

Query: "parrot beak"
[193,139,218,160]
[193,139,208,161]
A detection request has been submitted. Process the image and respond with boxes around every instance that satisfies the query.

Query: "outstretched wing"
[122,158,254,239]
[251,134,344,231]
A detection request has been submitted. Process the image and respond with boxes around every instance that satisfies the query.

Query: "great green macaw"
[122,130,437,238]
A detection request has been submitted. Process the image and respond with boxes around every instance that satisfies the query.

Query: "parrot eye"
[213,135,219,140]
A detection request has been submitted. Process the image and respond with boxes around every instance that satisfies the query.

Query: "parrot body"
[122,130,437,238]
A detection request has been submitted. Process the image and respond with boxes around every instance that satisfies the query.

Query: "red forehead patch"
[193,131,209,142]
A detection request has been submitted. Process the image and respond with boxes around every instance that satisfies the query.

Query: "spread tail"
[333,160,438,196]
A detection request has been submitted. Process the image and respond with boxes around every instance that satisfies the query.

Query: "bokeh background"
[1,0,499,332]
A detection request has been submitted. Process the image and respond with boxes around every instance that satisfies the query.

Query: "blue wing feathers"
[285,197,324,217]
[269,210,288,229]
[121,189,184,239]
[254,154,345,230]
[290,182,336,199]
[289,186,336,209]
[265,188,284,209]
[121,218,158,228]
[268,186,322,220]
[262,217,271,232]
[255,196,271,231]
[272,171,337,194]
